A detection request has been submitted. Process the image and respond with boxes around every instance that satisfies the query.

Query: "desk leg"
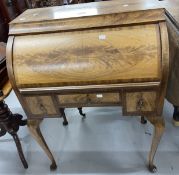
[146,116,165,173]
[27,120,57,170]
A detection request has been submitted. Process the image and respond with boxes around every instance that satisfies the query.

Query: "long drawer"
[58,93,121,107]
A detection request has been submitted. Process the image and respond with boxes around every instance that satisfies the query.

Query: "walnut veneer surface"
[6,0,171,172]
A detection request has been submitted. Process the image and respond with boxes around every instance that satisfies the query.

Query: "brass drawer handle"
[136,98,145,111]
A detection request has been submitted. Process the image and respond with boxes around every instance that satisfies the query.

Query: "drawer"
[58,93,120,106]
[124,91,157,115]
[24,96,57,115]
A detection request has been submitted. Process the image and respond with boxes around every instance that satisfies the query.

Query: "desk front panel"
[22,89,158,118]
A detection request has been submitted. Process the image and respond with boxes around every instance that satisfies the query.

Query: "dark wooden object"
[0,42,28,169]
[0,90,28,169]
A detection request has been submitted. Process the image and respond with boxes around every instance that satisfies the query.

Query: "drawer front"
[124,91,157,115]
[24,96,57,115]
[58,94,87,104]
[58,93,120,106]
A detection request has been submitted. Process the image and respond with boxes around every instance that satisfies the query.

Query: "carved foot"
[141,116,147,124]
[78,107,86,120]
[145,116,164,173]
[148,164,157,173]
[63,120,68,126]
[50,163,57,170]
[28,120,57,170]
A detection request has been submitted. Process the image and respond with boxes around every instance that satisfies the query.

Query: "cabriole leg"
[59,108,68,126]
[27,119,57,170]
[145,116,165,173]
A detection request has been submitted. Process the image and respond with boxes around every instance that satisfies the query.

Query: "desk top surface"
[11,0,175,24]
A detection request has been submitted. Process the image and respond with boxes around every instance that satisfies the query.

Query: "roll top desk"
[6,1,169,172]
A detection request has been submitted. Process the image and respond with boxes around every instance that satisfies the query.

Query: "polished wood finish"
[58,94,88,104]
[125,91,157,114]
[145,116,165,173]
[6,1,170,172]
[9,9,165,35]
[13,24,161,88]
[27,120,57,170]
[25,96,57,115]
[58,92,121,107]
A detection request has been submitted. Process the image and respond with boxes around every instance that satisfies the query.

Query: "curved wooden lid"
[13,24,161,89]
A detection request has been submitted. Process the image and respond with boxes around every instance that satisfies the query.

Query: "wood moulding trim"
[165,10,179,30]
[9,8,165,35]
[6,36,32,116]
[19,82,160,94]
[156,21,169,115]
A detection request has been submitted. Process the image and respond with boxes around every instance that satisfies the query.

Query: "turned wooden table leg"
[59,108,68,126]
[145,116,165,173]
[0,96,28,169]
[78,107,86,119]
[11,133,28,168]
[28,120,57,170]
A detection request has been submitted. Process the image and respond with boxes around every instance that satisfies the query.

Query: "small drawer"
[124,91,157,115]
[24,96,57,115]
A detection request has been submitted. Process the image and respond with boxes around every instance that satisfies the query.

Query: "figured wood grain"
[58,94,87,104]
[9,0,179,35]
[125,91,156,113]
[25,96,57,115]
[10,1,165,24]
[9,9,165,35]
[6,0,170,171]
[58,93,120,105]
[156,22,169,115]
[13,24,161,88]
